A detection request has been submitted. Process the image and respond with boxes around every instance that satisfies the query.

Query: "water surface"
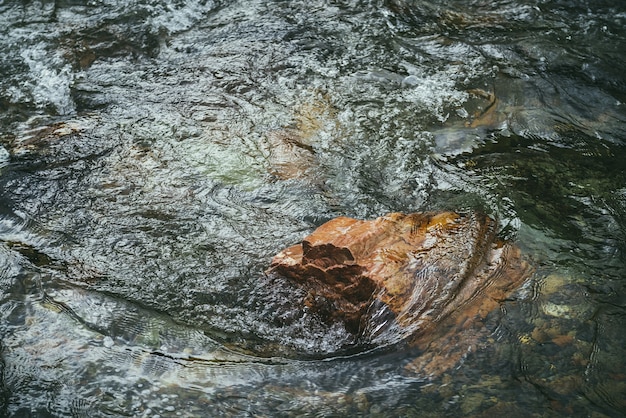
[1,0,625,416]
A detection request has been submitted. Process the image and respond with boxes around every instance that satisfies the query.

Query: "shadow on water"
[0,0,625,416]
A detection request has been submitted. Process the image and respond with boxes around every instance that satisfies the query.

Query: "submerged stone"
[267,212,533,373]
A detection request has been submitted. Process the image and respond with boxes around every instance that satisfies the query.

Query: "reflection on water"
[1,0,625,416]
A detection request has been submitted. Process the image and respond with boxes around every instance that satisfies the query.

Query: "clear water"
[0,0,625,416]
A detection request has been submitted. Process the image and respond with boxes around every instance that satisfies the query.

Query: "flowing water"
[1,0,625,416]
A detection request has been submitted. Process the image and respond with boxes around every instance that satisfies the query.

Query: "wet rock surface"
[268,212,533,362]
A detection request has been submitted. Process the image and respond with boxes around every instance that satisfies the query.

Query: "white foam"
[152,0,218,34]
[20,42,75,115]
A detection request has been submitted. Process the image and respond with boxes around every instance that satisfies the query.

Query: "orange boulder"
[267,212,532,361]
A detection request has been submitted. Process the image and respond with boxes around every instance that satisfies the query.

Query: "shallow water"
[1,0,625,416]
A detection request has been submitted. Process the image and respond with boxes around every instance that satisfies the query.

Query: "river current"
[1,0,625,416]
